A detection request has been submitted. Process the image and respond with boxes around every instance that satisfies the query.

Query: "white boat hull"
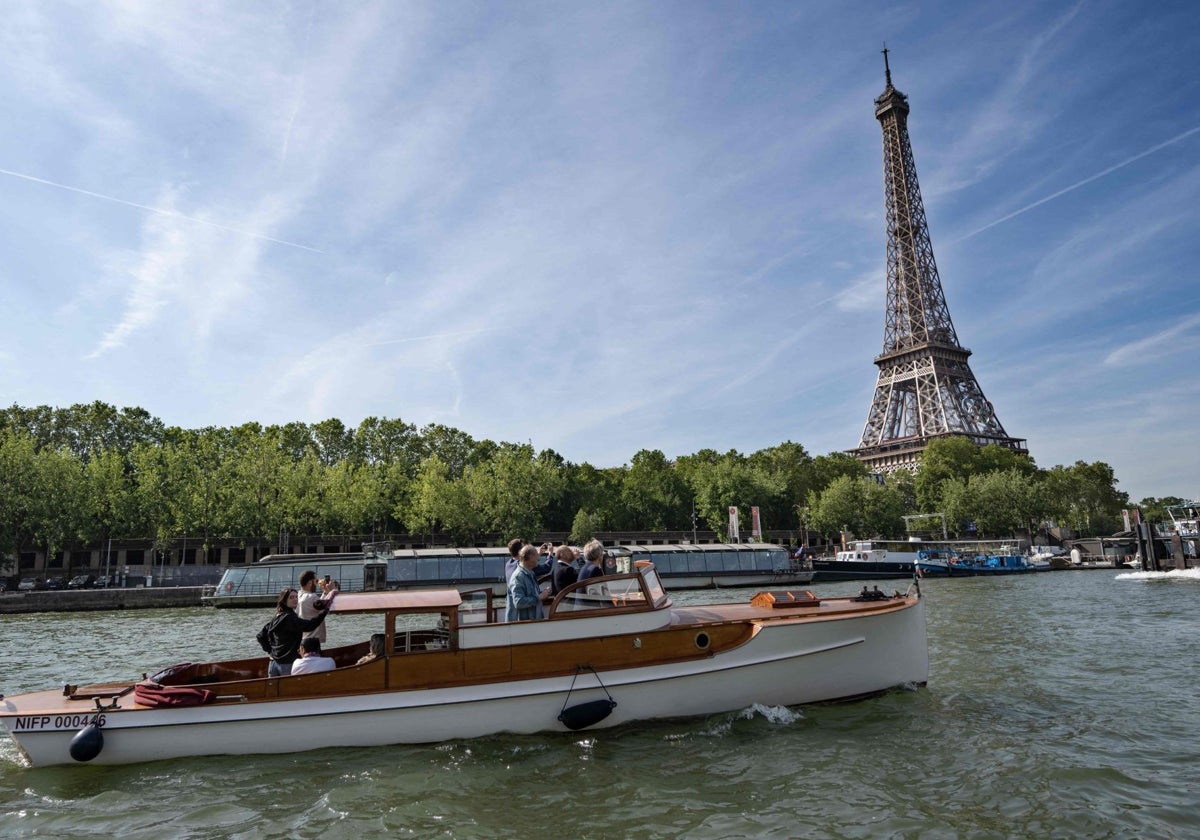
[3,597,926,767]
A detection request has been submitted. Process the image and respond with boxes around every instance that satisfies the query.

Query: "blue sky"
[0,1,1197,502]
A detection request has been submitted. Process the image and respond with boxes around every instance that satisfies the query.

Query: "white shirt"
[290,655,336,675]
[297,589,327,643]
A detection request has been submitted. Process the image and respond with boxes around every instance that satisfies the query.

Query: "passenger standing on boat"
[505,545,545,622]
[503,538,524,582]
[290,637,336,675]
[504,538,554,582]
[550,545,579,596]
[578,540,606,583]
[297,570,334,644]
[264,588,330,677]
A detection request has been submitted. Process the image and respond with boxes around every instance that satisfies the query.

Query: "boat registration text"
[10,713,105,731]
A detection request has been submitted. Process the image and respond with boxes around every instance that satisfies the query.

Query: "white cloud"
[1104,313,1200,368]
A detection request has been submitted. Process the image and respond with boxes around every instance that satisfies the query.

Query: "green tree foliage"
[0,401,163,460]
[915,437,984,510]
[1039,461,1128,536]
[677,450,783,538]
[807,476,906,541]
[747,441,814,530]
[559,463,626,531]
[621,449,688,530]
[809,452,869,495]
[1135,496,1186,524]
[321,461,388,537]
[916,437,1036,511]
[420,423,483,478]
[569,509,598,546]
[0,430,39,568]
[465,444,564,541]
[354,416,421,472]
[0,402,1140,554]
[219,424,286,546]
[403,456,480,545]
[82,447,141,543]
[939,469,1042,538]
[311,418,354,467]
[28,445,89,565]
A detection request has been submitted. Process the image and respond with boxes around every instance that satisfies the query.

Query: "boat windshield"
[641,566,667,605]
[549,571,645,616]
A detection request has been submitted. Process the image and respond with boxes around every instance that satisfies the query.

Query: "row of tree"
[0,402,1151,568]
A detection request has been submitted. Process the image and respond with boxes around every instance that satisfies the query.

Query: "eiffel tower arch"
[849,51,1027,474]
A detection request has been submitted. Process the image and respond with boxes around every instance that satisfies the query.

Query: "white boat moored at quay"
[0,563,927,767]
[811,541,919,581]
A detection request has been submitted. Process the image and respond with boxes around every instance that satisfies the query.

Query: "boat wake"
[662,704,804,742]
[1115,568,1200,582]
[738,702,804,725]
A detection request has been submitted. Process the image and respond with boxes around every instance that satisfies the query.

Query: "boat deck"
[669,593,916,625]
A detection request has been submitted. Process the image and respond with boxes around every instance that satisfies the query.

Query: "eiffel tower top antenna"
[882,43,892,87]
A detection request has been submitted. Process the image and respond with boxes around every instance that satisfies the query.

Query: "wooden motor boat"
[0,564,928,767]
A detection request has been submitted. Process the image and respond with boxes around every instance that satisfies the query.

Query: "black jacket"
[266,609,327,665]
[551,561,579,595]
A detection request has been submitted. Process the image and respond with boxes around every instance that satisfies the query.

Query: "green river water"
[1,569,1197,839]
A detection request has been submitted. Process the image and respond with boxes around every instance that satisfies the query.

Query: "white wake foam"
[1115,567,1200,581]
[739,702,804,725]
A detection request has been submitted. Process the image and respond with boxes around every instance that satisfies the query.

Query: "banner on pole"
[751,506,762,540]
[728,506,740,542]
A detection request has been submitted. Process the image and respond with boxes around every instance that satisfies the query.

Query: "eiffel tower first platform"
[849,51,1027,473]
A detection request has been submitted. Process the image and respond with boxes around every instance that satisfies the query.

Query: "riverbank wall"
[0,587,208,615]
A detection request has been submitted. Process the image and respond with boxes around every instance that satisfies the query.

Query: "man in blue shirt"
[505,545,546,622]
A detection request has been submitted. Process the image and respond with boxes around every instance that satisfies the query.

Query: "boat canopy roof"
[329,589,463,614]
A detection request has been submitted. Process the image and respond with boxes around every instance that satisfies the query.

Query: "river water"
[1,569,1197,839]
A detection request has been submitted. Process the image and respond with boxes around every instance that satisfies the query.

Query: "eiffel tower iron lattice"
[850,50,1027,473]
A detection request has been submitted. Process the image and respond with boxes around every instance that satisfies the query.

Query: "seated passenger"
[355,633,386,665]
[505,545,546,622]
[290,636,336,675]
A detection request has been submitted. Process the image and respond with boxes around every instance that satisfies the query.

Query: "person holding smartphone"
[297,570,334,644]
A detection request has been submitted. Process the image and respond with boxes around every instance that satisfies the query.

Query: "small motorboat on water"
[810,541,918,581]
[0,563,928,767]
[915,545,1033,577]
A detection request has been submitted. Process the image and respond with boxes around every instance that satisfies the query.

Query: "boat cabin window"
[389,610,455,653]
[457,589,495,626]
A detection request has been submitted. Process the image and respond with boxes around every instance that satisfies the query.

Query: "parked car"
[68,574,95,589]
[0,578,9,593]
[17,577,41,591]
[93,574,114,588]
[44,576,67,590]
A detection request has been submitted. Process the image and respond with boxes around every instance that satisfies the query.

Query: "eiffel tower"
[850,50,1027,473]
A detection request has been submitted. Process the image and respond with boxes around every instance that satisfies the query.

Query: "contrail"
[0,166,326,254]
[280,1,317,165]
[956,124,1200,242]
[365,327,500,347]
